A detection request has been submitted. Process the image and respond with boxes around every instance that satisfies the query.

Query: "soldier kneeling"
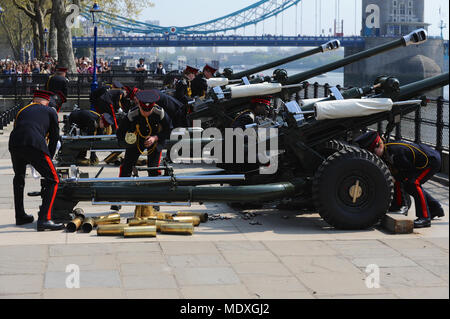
[112,90,172,211]
[355,131,444,228]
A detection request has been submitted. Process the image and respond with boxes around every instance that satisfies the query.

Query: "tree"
[0,0,33,60]
[12,0,52,60]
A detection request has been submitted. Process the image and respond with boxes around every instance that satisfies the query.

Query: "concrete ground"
[0,117,448,299]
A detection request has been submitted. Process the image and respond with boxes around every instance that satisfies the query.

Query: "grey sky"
[139,0,448,39]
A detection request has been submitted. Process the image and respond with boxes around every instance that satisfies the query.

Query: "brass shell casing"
[66,216,85,233]
[157,212,173,220]
[123,226,157,238]
[160,223,194,235]
[134,205,157,218]
[176,211,208,223]
[128,218,157,226]
[97,224,128,236]
[172,216,201,226]
[94,213,121,225]
[81,217,96,233]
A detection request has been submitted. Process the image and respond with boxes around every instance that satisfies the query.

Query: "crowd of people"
[0,56,111,77]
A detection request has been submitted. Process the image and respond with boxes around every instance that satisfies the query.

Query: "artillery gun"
[44,71,448,230]
[188,29,428,128]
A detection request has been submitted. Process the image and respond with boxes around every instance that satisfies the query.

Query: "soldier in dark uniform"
[91,84,128,131]
[175,65,199,106]
[68,110,114,165]
[147,88,187,128]
[355,131,444,228]
[46,66,68,98]
[112,90,172,211]
[122,86,139,113]
[8,90,64,231]
[191,64,217,98]
[231,96,272,129]
[48,91,67,113]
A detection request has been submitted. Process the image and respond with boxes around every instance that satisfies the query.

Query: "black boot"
[16,214,34,226]
[414,217,431,228]
[110,205,122,211]
[37,220,65,231]
[430,206,445,219]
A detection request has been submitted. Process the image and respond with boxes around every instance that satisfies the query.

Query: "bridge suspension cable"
[79,0,302,35]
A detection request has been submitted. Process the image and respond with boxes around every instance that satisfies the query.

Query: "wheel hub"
[348,180,363,203]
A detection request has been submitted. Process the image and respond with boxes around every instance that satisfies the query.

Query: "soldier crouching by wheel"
[68,110,114,165]
[111,90,172,211]
[355,131,444,228]
[8,90,64,231]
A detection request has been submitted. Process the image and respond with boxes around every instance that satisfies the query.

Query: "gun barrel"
[395,72,449,101]
[229,40,340,80]
[286,29,427,85]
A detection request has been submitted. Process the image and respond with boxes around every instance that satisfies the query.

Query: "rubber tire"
[312,148,394,230]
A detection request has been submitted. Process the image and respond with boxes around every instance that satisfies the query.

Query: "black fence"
[1,75,448,153]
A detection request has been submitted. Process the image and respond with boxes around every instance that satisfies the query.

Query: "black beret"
[135,89,160,111]
[112,81,123,89]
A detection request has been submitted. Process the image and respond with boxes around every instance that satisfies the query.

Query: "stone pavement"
[0,116,448,299]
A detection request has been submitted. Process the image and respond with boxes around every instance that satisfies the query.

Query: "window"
[394,9,397,15]
[393,0,397,7]
[408,1,412,7]
[399,3,405,15]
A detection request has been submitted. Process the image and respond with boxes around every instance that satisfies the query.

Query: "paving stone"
[120,263,172,276]
[0,275,43,295]
[180,285,252,299]
[221,250,278,264]
[47,255,118,272]
[414,258,449,280]
[350,256,418,268]
[381,238,442,250]
[122,274,177,289]
[295,272,388,296]
[0,245,48,261]
[0,260,46,275]
[174,267,240,286]
[160,242,218,255]
[239,274,310,298]
[110,242,161,253]
[390,287,449,299]
[0,293,41,299]
[125,289,180,299]
[116,251,165,264]
[49,243,116,257]
[42,288,124,299]
[215,241,267,251]
[326,240,401,258]
[378,267,447,289]
[281,256,362,274]
[263,240,338,256]
[44,270,121,289]
[232,262,291,276]
[167,254,229,268]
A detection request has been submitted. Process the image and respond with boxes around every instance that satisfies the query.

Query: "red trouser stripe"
[119,165,123,177]
[395,181,402,206]
[414,168,431,218]
[110,104,118,129]
[157,152,162,175]
[44,154,59,221]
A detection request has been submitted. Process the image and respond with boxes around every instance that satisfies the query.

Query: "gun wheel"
[312,148,393,230]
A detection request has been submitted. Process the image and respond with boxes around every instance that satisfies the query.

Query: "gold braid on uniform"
[386,142,429,170]
[135,116,158,156]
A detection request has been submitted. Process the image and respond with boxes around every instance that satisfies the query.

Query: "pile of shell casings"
[71,206,208,238]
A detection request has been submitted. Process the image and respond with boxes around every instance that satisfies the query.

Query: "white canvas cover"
[230,83,282,98]
[207,78,229,87]
[314,98,393,120]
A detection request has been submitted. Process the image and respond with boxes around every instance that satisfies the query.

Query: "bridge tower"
[344,0,445,93]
